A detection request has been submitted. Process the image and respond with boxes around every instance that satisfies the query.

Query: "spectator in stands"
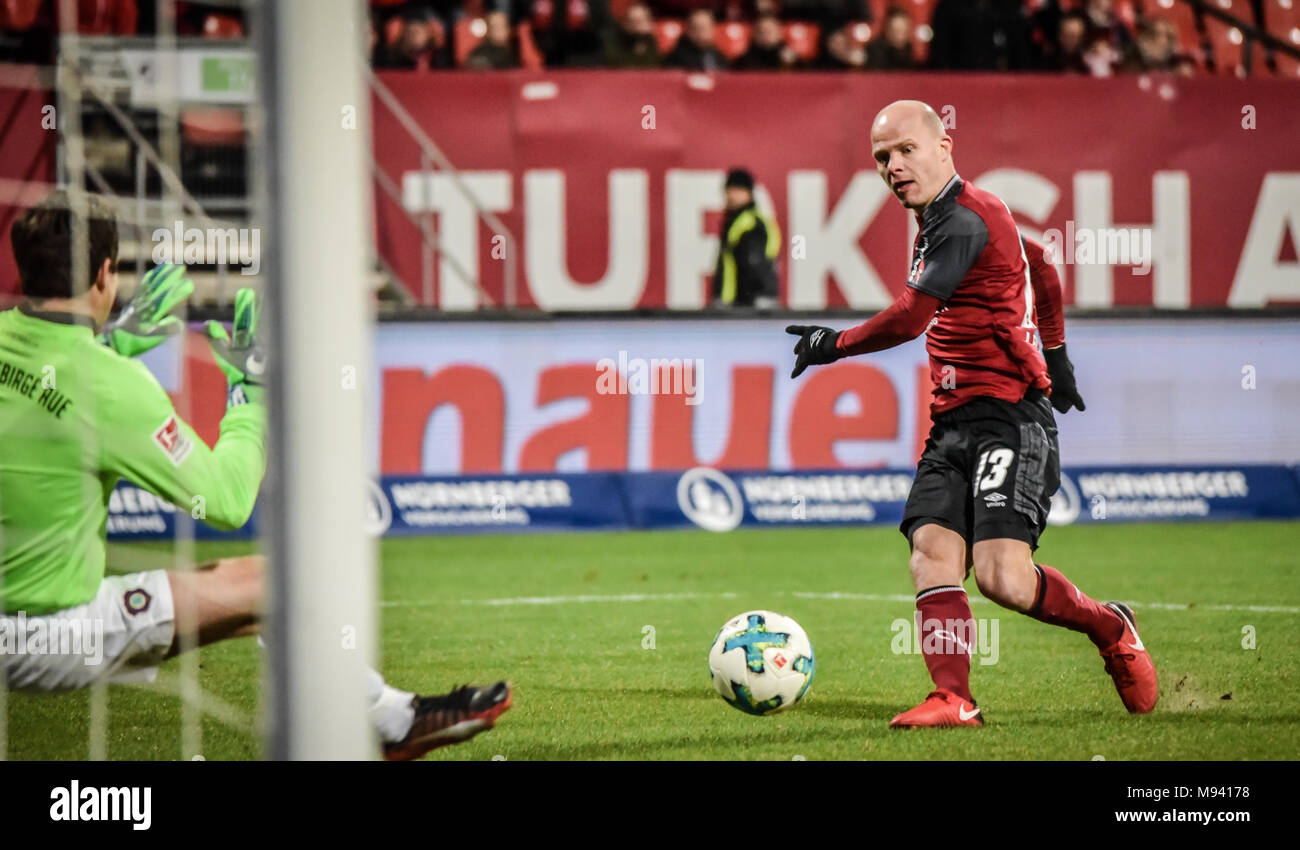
[374,7,451,70]
[733,14,800,70]
[818,22,867,70]
[866,6,916,70]
[1119,18,1192,76]
[533,0,611,66]
[603,1,661,68]
[1081,35,1119,76]
[777,0,870,32]
[1082,0,1133,55]
[712,169,781,310]
[929,0,1031,70]
[665,8,727,71]
[1041,11,1089,73]
[467,9,520,69]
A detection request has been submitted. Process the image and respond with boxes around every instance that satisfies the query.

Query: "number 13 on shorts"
[974,448,1015,493]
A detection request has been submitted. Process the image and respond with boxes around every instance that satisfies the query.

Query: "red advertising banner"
[371,71,1300,311]
[0,66,57,298]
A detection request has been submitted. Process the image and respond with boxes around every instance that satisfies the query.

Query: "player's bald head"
[870,99,955,212]
[872,100,946,144]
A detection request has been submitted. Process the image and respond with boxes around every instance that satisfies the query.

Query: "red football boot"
[383,681,513,761]
[889,688,984,728]
[1099,602,1158,714]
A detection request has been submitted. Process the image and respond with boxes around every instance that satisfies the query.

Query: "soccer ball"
[708,610,815,715]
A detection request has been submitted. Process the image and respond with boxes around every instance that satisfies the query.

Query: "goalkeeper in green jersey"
[0,192,510,759]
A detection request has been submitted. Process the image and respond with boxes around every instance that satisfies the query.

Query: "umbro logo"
[984,492,1007,507]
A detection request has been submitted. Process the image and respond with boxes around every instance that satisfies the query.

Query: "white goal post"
[260,0,377,760]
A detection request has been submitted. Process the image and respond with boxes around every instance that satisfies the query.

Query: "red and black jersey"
[905,175,1049,415]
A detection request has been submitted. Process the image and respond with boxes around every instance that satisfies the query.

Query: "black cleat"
[383,681,512,761]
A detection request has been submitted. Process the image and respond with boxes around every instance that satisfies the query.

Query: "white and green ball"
[708,610,815,716]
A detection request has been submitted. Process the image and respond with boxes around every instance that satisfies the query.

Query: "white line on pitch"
[381,591,738,608]
[380,590,1300,614]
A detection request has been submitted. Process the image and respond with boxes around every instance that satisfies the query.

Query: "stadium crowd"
[369,0,1200,74]
[0,0,1293,76]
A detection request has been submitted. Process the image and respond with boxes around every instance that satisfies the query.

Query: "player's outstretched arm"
[785,287,941,379]
[99,288,267,530]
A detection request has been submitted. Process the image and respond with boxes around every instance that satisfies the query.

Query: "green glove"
[205,288,266,407]
[99,264,194,357]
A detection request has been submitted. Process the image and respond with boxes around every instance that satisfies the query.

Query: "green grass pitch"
[5,521,1298,760]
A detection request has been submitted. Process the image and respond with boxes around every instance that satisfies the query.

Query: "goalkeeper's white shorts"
[1,570,175,693]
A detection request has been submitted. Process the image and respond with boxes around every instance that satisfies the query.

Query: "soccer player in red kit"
[786,100,1157,727]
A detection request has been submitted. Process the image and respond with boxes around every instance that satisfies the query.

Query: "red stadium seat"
[0,0,42,31]
[566,0,590,29]
[1203,13,1257,75]
[518,22,544,70]
[1148,0,1207,71]
[784,21,820,62]
[384,14,404,47]
[1263,0,1300,43]
[529,0,556,31]
[1269,49,1300,76]
[201,13,244,39]
[456,17,487,67]
[1261,0,1300,75]
[901,0,939,27]
[655,19,683,55]
[180,108,245,147]
[1115,0,1137,31]
[715,21,751,60]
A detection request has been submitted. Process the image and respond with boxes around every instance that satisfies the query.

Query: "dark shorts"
[900,388,1060,550]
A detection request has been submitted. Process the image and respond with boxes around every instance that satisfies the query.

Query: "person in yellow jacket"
[711,168,781,309]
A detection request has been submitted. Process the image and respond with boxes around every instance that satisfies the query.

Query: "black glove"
[786,325,841,379]
[1044,344,1085,414]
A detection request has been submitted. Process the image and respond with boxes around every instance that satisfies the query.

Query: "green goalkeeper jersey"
[0,305,266,615]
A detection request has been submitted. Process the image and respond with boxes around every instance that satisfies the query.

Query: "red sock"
[915,585,974,702]
[1027,563,1124,648]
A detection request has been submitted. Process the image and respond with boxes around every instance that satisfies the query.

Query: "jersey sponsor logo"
[123,588,152,616]
[152,415,193,467]
[909,237,928,286]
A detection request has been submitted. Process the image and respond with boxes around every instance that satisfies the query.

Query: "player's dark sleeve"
[835,286,943,356]
[910,204,988,301]
[1022,235,1065,349]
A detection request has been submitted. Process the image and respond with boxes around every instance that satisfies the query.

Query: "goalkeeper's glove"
[98,264,194,357]
[786,325,841,379]
[205,288,265,407]
[1044,343,1085,414]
